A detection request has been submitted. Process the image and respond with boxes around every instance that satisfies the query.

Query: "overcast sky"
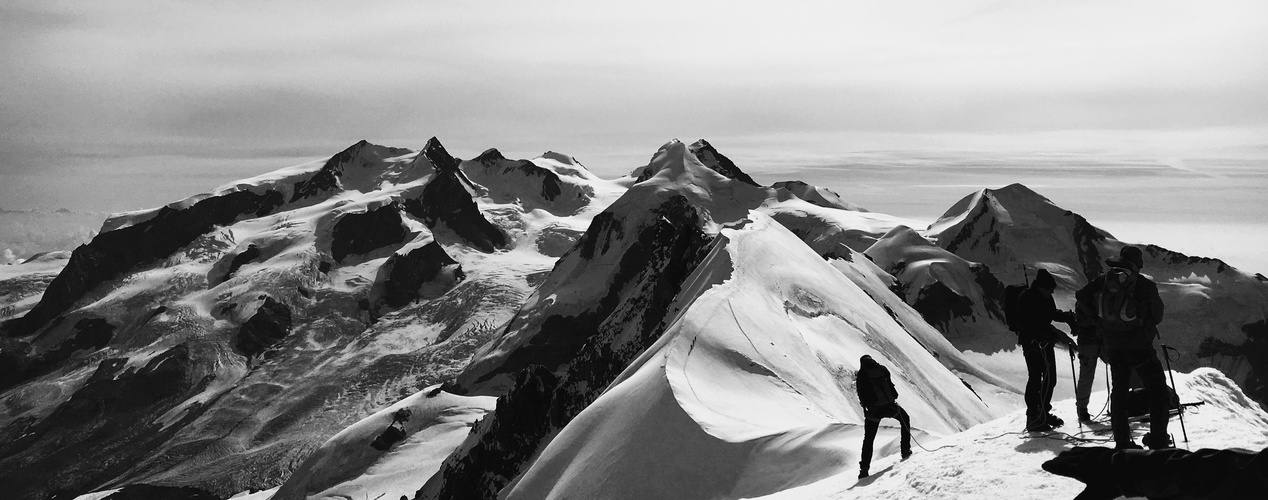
[1,1,1266,216]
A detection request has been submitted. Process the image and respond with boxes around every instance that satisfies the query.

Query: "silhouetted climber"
[1078,245,1169,449]
[1018,268,1077,431]
[856,355,911,479]
[1073,286,1106,422]
[1043,446,1268,499]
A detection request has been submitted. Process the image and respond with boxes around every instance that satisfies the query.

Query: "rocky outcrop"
[330,204,409,263]
[404,138,508,253]
[235,297,293,358]
[3,189,284,338]
[911,281,976,332]
[381,241,460,308]
[219,244,261,284]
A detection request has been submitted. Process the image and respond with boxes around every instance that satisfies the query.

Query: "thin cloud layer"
[1,0,1266,211]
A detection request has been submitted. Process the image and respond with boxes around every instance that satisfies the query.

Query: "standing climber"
[856,355,912,479]
[1018,269,1077,432]
[1072,288,1105,422]
[1078,245,1169,449]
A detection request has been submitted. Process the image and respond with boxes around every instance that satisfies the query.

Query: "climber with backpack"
[1016,268,1077,432]
[855,355,912,479]
[1076,245,1169,450]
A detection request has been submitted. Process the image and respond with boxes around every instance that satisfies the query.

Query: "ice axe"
[1161,344,1188,445]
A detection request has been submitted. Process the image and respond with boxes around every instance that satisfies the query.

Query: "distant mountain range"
[0,138,1265,500]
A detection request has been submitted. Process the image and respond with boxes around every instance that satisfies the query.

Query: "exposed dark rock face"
[404,138,508,253]
[942,194,1000,256]
[1144,244,1231,273]
[1198,320,1268,405]
[688,139,760,186]
[102,484,222,500]
[0,344,211,500]
[425,195,713,499]
[911,282,975,332]
[1068,211,1106,281]
[971,264,1008,321]
[235,297,293,358]
[290,140,365,202]
[220,244,261,284]
[0,317,117,389]
[474,149,564,202]
[380,241,460,308]
[3,189,284,338]
[424,366,559,500]
[329,204,409,263]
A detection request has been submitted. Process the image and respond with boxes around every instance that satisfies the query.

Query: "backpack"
[1004,284,1027,334]
[1098,268,1144,332]
[859,366,898,407]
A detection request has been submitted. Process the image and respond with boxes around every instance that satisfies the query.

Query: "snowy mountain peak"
[539,151,581,166]
[687,139,761,186]
[772,180,869,212]
[290,139,417,202]
[422,136,461,172]
[473,148,507,163]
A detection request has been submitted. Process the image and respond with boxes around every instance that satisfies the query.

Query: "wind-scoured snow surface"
[4,138,1266,500]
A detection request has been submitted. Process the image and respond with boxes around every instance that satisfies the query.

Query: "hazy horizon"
[2,0,1265,272]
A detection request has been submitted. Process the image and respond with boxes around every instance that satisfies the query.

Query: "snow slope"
[501,212,998,499]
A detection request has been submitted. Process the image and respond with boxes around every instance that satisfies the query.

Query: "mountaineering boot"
[1077,408,1092,422]
[1142,432,1174,450]
[902,450,912,460]
[1026,421,1054,432]
[1115,441,1143,450]
[1046,413,1065,428]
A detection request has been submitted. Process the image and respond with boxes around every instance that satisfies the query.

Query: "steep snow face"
[930,183,1268,407]
[502,213,1000,500]
[0,138,619,499]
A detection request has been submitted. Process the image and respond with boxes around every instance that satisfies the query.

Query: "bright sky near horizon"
[1,1,1266,269]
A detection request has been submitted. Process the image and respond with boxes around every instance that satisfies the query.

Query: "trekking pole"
[1161,344,1188,445]
[1068,345,1079,431]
